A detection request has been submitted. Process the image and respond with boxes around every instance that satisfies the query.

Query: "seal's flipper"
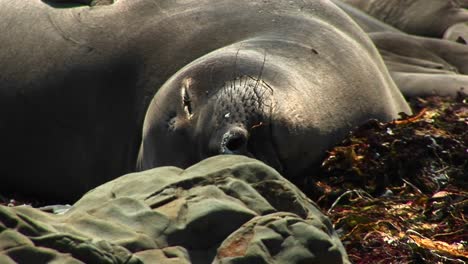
[369,32,468,97]
[391,72,468,98]
[340,0,468,37]
[444,22,468,45]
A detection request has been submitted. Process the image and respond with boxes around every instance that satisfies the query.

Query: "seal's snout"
[220,127,249,154]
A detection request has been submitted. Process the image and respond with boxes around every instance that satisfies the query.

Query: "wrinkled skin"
[370,32,468,97]
[335,1,468,97]
[136,0,411,181]
[341,0,468,37]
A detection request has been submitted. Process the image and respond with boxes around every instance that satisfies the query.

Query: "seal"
[335,1,468,97]
[331,0,401,33]
[136,0,411,182]
[340,0,468,37]
[444,22,468,45]
[0,0,411,200]
[369,32,468,97]
[0,0,147,201]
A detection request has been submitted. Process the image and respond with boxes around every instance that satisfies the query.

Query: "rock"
[0,156,349,263]
[214,212,346,263]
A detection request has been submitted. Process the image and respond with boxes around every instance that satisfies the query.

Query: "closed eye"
[181,81,193,119]
[183,88,192,114]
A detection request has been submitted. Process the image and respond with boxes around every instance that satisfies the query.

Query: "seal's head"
[138,33,410,179]
[137,48,287,173]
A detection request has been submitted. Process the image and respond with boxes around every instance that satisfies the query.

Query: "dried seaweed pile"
[312,95,467,264]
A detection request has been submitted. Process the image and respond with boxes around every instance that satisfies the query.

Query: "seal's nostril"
[220,128,249,154]
[226,135,246,152]
[456,36,467,45]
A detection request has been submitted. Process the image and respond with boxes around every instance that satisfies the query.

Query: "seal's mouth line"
[267,120,285,174]
[247,117,285,175]
[265,96,285,175]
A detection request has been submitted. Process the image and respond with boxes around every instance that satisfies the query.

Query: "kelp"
[313,94,467,263]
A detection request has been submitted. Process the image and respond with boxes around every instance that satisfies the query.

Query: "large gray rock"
[0,156,349,263]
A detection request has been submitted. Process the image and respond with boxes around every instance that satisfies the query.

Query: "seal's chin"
[246,121,285,175]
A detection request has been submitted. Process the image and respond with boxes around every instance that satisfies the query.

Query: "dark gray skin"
[340,0,468,37]
[0,0,365,201]
[136,0,411,181]
[335,1,468,98]
[1,0,148,201]
[370,32,468,97]
[1,0,412,201]
[331,0,401,33]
